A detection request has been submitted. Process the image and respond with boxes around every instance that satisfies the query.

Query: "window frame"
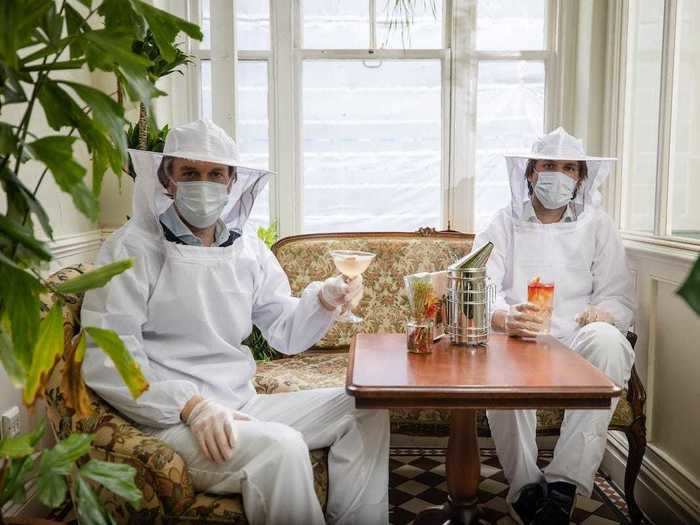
[613,0,700,250]
[185,0,561,237]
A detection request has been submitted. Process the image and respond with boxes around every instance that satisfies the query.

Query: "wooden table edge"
[345,335,622,410]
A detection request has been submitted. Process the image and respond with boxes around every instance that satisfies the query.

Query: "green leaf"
[0,326,24,386]
[23,303,64,407]
[1,167,53,239]
[85,327,149,400]
[83,30,163,104]
[61,80,128,172]
[0,63,28,104]
[26,135,98,222]
[0,0,53,69]
[39,80,124,195]
[0,420,45,459]
[64,4,85,59]
[39,2,63,46]
[36,431,78,510]
[76,476,111,525]
[0,121,17,155]
[678,256,700,316]
[39,433,93,472]
[0,214,51,260]
[129,0,202,62]
[55,259,133,294]
[0,265,43,368]
[39,433,93,477]
[80,459,142,507]
[0,455,34,506]
[98,0,145,38]
[38,80,81,131]
[0,436,33,459]
[37,471,67,508]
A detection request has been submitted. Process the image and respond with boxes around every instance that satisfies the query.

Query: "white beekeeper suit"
[81,119,389,525]
[474,128,636,502]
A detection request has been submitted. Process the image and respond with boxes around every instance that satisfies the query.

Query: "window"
[669,0,700,240]
[194,0,271,231]
[189,0,558,235]
[621,0,664,234]
[621,0,700,243]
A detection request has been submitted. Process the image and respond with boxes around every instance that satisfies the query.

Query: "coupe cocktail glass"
[330,250,376,323]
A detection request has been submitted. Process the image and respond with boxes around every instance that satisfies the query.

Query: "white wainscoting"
[602,240,700,525]
[48,229,106,272]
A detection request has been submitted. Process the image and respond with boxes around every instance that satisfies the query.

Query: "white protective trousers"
[487,322,635,502]
[148,387,390,525]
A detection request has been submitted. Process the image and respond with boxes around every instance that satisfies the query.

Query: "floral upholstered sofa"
[43,229,646,524]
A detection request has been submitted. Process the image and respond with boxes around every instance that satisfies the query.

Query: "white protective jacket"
[474,128,636,339]
[81,120,337,427]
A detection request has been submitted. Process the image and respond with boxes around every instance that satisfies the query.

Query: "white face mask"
[533,171,577,210]
[174,181,229,228]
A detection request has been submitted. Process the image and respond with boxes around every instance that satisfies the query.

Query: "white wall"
[603,245,700,525]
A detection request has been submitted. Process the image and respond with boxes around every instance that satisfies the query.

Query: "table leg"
[413,409,482,525]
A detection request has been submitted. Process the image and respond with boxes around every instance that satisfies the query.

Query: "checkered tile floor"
[389,448,634,525]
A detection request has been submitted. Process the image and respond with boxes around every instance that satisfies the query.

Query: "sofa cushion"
[273,233,473,349]
[254,353,635,433]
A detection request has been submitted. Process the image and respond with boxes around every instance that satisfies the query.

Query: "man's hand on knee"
[183,397,238,464]
[575,305,615,327]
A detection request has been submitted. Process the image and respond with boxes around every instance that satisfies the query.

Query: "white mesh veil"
[128,119,272,238]
[504,128,615,220]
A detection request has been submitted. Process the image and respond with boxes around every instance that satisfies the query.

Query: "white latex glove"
[185,398,238,464]
[319,275,364,309]
[504,303,544,338]
[576,305,615,327]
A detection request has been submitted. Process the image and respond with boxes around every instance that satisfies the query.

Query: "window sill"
[621,232,700,263]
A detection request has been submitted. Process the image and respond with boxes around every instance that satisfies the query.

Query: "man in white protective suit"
[81,119,389,525]
[473,128,636,525]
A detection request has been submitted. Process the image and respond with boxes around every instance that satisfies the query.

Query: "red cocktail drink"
[527,277,555,334]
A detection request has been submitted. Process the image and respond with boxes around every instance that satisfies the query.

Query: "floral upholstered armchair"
[42,265,329,525]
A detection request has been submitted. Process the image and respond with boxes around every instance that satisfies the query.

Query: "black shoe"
[509,482,546,525]
[533,481,577,525]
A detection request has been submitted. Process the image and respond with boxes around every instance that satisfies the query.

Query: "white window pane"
[376,0,443,49]
[200,60,212,120]
[303,0,369,49]
[475,60,545,231]
[622,0,664,233]
[237,0,270,50]
[303,60,441,233]
[200,0,211,49]
[237,61,270,229]
[670,0,700,240]
[476,0,546,51]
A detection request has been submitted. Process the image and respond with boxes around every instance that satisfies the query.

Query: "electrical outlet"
[1,406,21,438]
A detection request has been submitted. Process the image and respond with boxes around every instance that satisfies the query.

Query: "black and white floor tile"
[389,448,636,525]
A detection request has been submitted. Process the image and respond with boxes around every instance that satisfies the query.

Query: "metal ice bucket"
[446,267,495,346]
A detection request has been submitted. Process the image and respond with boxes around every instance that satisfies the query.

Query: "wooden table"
[346,333,622,525]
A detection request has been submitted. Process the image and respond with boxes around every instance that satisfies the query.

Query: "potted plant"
[0,1,201,522]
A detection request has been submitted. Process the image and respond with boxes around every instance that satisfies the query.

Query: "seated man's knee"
[575,322,633,381]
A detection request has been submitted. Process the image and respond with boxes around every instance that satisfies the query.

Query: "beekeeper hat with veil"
[128,119,271,241]
[504,127,615,221]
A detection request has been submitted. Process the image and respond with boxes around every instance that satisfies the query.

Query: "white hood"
[503,127,616,220]
[128,119,272,237]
